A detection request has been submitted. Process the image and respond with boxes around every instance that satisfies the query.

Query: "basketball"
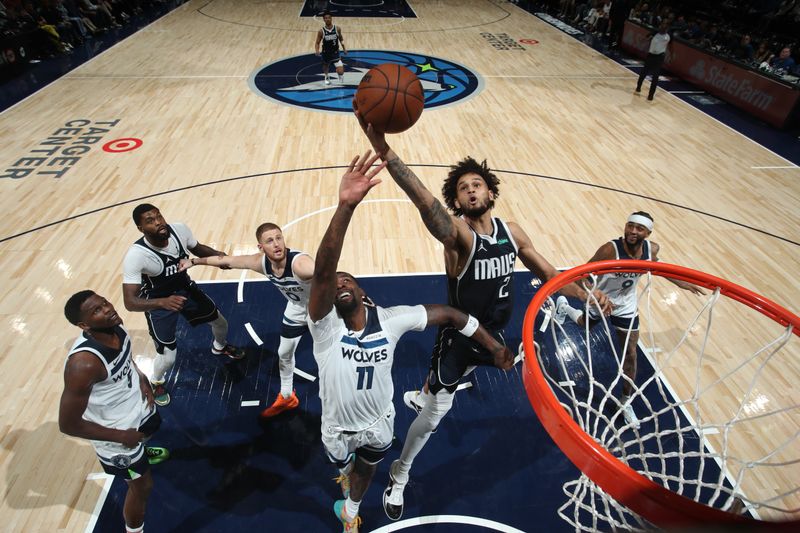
[355,63,424,134]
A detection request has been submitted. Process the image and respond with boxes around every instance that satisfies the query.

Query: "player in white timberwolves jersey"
[122,204,245,407]
[355,110,612,520]
[181,222,314,419]
[314,10,346,84]
[60,290,168,533]
[559,211,705,427]
[308,151,511,532]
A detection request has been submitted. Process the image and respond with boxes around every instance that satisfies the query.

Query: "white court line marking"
[84,473,114,533]
[751,165,799,169]
[241,400,260,407]
[293,368,317,382]
[456,382,472,391]
[244,323,263,346]
[237,269,247,302]
[671,90,705,94]
[370,514,526,533]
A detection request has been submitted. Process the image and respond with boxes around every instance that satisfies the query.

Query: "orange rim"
[521,260,800,527]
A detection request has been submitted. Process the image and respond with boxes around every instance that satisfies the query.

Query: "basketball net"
[521,260,800,531]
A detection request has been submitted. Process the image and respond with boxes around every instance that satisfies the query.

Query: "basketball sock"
[344,497,360,520]
[278,335,300,397]
[125,523,144,533]
[152,347,176,383]
[563,304,584,324]
[210,315,229,350]
[397,389,454,479]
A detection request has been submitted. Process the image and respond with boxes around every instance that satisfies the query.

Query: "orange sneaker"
[260,391,299,418]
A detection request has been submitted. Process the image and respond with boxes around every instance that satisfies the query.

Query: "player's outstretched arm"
[353,99,467,250]
[423,304,514,370]
[512,223,612,314]
[179,253,262,273]
[59,352,145,448]
[651,242,706,294]
[314,29,322,55]
[308,151,385,322]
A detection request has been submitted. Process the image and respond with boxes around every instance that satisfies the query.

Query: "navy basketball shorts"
[428,327,506,394]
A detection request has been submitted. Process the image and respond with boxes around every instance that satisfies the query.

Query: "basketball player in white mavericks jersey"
[558,211,705,427]
[180,222,313,419]
[355,102,612,521]
[308,151,513,532]
[60,290,169,533]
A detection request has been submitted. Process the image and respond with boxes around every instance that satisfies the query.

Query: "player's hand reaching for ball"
[339,150,385,208]
[352,98,389,158]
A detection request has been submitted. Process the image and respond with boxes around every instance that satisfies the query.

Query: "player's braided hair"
[441,157,500,216]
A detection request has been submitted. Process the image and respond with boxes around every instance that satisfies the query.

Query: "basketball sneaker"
[622,402,640,429]
[333,500,361,532]
[260,391,299,419]
[382,460,407,521]
[145,447,170,465]
[333,473,350,498]
[554,295,569,325]
[211,343,245,360]
[324,78,331,85]
[151,382,170,406]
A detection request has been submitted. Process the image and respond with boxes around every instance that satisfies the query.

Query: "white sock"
[126,523,144,533]
[152,347,176,383]
[563,304,584,324]
[210,315,228,350]
[344,497,360,520]
[277,335,299,397]
[397,389,454,481]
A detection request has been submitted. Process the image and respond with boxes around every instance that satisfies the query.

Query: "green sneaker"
[145,447,170,465]
[333,500,361,532]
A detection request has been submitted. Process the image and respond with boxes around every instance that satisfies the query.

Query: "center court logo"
[248,50,483,113]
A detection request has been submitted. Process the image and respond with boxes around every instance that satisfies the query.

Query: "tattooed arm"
[353,99,471,252]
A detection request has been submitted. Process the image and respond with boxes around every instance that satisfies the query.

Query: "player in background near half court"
[122,204,245,407]
[180,222,313,419]
[307,151,513,532]
[315,10,346,85]
[60,290,169,533]
[557,211,705,427]
[354,100,612,521]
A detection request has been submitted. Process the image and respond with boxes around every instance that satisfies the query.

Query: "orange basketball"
[355,63,424,134]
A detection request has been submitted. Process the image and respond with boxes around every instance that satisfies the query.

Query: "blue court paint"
[91,273,735,532]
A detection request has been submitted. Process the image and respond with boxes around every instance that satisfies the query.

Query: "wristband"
[458,315,479,337]
[190,258,196,266]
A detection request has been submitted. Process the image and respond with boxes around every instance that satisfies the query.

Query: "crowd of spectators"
[0,0,175,63]
[543,0,800,79]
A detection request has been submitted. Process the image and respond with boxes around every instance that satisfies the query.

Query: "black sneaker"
[212,344,245,360]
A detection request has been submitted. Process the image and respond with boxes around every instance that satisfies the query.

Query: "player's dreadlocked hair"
[441,157,500,217]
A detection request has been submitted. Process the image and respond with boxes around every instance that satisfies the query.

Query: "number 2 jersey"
[309,305,427,432]
[65,325,155,463]
[449,217,518,331]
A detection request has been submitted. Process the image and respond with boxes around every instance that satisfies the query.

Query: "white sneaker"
[324,78,331,85]
[623,402,640,429]
[382,460,407,520]
[403,390,425,414]
[554,295,568,325]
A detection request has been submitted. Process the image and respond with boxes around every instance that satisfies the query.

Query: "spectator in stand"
[754,40,773,63]
[670,14,687,34]
[608,0,634,47]
[732,34,755,62]
[769,46,796,73]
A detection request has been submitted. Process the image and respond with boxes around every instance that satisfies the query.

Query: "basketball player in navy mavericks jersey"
[559,211,705,427]
[180,222,314,419]
[354,103,613,520]
[122,204,245,407]
[308,151,512,532]
[315,10,346,85]
[59,291,169,533]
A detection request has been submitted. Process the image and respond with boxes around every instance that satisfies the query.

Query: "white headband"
[628,214,654,231]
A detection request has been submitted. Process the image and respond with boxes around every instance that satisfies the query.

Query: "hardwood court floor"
[0,1,797,530]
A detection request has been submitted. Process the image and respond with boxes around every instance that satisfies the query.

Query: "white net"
[527,264,800,531]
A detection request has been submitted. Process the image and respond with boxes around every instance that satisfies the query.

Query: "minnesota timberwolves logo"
[248,50,483,112]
